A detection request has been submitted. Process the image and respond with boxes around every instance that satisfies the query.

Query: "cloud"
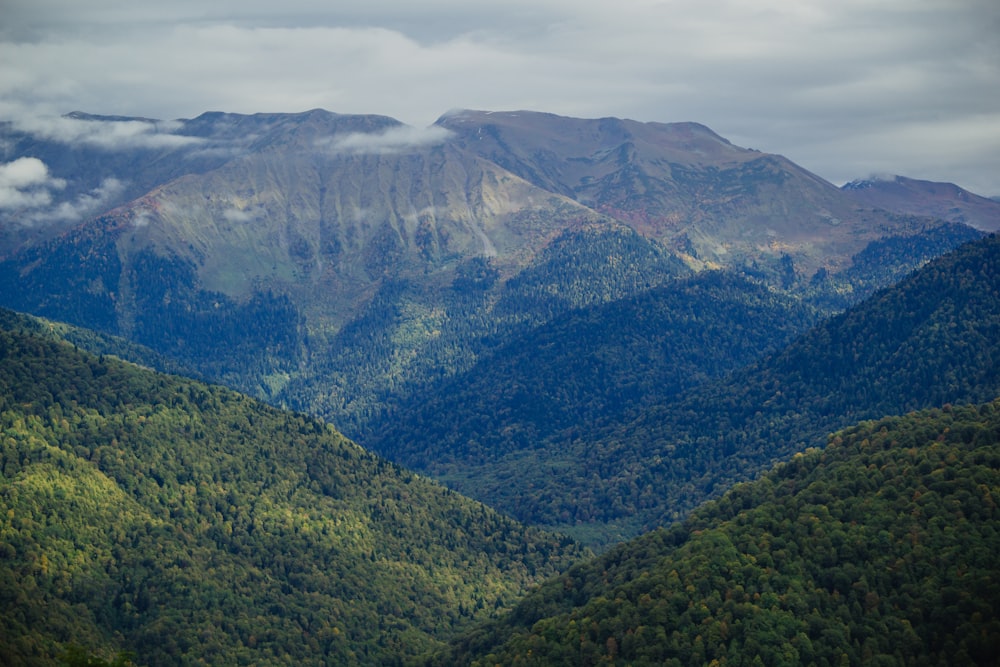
[2,110,202,150]
[319,125,453,155]
[222,206,266,223]
[27,177,125,224]
[0,157,64,209]
[0,156,127,224]
[0,0,998,193]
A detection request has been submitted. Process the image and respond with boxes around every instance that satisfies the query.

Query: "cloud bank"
[0,157,64,209]
[1,0,998,194]
[319,125,453,155]
[0,157,126,225]
[1,108,202,150]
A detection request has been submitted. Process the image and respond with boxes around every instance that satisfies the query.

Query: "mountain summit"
[841,174,1000,232]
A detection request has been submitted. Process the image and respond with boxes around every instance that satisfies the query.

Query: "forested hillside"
[432,399,1000,666]
[274,222,690,433]
[0,324,587,666]
[366,233,1000,545]
[364,269,819,471]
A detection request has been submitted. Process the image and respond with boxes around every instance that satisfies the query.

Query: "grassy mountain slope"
[432,399,1000,666]
[437,110,926,275]
[0,324,587,666]
[365,233,1000,545]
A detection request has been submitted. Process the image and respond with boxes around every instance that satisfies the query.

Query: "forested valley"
[2,233,998,665]
[1,107,998,665]
[431,399,1000,665]
[365,232,1000,545]
[0,323,587,665]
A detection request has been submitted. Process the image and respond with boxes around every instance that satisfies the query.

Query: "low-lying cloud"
[320,125,453,155]
[34,177,125,224]
[0,157,64,209]
[0,156,127,225]
[4,108,202,151]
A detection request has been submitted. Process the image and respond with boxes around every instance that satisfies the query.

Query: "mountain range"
[2,107,999,663]
[1,109,993,429]
[366,233,1000,544]
[842,174,1000,232]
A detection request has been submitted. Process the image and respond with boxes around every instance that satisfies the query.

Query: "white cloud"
[26,177,125,224]
[0,156,127,224]
[0,0,998,193]
[319,125,453,155]
[222,207,263,223]
[2,109,202,150]
[0,157,64,209]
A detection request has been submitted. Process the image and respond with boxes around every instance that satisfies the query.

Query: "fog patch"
[319,125,452,155]
[0,157,63,210]
[7,110,202,151]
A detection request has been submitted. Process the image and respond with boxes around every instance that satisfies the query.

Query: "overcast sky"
[2,0,999,195]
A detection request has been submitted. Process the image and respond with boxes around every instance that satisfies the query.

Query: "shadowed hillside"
[431,399,1000,666]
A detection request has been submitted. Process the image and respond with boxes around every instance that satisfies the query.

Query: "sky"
[2,0,999,196]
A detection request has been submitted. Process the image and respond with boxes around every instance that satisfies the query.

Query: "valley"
[1,107,998,664]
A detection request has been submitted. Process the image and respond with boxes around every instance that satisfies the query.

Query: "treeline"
[0,325,587,665]
[364,268,820,473]
[287,218,973,439]
[431,399,1000,666]
[0,224,305,402]
[275,222,691,434]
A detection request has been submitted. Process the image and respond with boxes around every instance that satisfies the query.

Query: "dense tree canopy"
[432,399,1000,666]
[364,233,1000,545]
[0,324,587,665]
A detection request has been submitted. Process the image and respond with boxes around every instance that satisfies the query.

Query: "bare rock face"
[437,110,921,274]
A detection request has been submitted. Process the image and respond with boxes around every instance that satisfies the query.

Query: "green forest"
[1,104,996,667]
[433,400,1000,666]
[363,232,1000,545]
[2,232,999,664]
[0,325,587,665]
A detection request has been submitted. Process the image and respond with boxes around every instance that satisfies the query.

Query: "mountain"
[430,399,1000,666]
[842,175,1000,232]
[0,109,975,433]
[437,110,922,274]
[0,111,241,255]
[365,233,1000,545]
[0,318,587,665]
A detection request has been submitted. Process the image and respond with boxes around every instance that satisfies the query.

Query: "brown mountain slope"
[841,174,1000,232]
[436,109,926,274]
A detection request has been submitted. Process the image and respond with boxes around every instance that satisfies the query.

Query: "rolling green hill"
[0,324,587,666]
[431,399,1000,666]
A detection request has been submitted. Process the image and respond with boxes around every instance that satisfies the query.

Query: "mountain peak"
[841,174,1000,231]
[64,110,162,123]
